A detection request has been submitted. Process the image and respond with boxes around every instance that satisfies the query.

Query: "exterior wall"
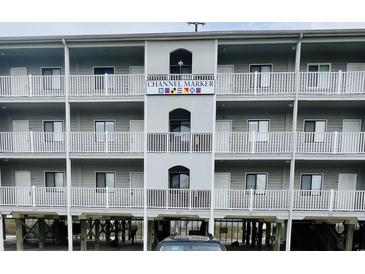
[297,109,365,132]
[0,52,64,76]
[0,108,65,132]
[0,160,65,187]
[218,47,296,73]
[294,162,365,190]
[146,154,212,190]
[215,161,289,190]
[300,49,365,72]
[146,40,216,74]
[71,160,143,188]
[69,48,144,75]
[216,108,292,132]
[70,109,144,132]
[0,160,143,188]
[146,95,214,132]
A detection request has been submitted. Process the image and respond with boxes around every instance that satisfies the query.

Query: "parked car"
[155,234,227,251]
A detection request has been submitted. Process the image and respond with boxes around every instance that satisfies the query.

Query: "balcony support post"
[38,218,45,249]
[254,71,258,95]
[329,189,334,211]
[32,186,36,207]
[143,41,148,251]
[15,218,24,251]
[286,33,302,252]
[0,214,4,251]
[333,131,338,154]
[345,223,355,251]
[63,38,73,252]
[80,219,87,251]
[208,39,218,236]
[30,131,34,153]
[28,74,32,96]
[337,70,343,94]
[274,222,283,251]
[104,73,108,95]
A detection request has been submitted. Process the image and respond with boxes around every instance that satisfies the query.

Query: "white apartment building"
[1,29,365,251]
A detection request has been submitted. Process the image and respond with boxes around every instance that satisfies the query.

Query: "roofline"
[1,28,365,44]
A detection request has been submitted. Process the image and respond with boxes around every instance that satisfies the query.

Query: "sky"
[0,22,365,37]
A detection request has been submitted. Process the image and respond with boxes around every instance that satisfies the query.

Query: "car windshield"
[159,242,223,251]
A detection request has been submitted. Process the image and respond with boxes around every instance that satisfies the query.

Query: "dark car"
[155,234,227,251]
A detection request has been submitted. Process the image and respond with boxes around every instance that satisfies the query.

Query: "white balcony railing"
[216,71,365,95]
[216,72,296,95]
[147,189,211,209]
[293,190,365,211]
[2,187,365,212]
[1,72,365,97]
[214,189,289,210]
[296,132,365,154]
[0,75,65,97]
[69,74,145,96]
[215,132,292,153]
[147,133,213,152]
[1,131,365,154]
[69,132,144,153]
[0,132,65,152]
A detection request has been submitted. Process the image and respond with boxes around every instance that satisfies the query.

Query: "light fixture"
[0,52,5,56]
[178,60,184,74]
[1,106,7,109]
[288,103,293,108]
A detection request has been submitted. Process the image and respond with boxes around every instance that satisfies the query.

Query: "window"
[170,49,192,74]
[96,172,115,188]
[169,109,191,151]
[41,68,61,90]
[45,172,64,187]
[304,120,326,142]
[169,166,190,189]
[248,120,269,142]
[43,121,64,142]
[307,64,331,88]
[95,121,115,142]
[250,64,272,88]
[93,67,115,90]
[301,174,322,195]
[246,173,267,191]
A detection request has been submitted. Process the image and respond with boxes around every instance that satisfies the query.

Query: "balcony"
[70,132,144,154]
[0,132,66,153]
[216,71,365,96]
[1,132,365,156]
[147,133,212,152]
[1,187,365,213]
[0,74,144,98]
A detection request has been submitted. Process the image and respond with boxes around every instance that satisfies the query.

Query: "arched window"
[169,108,191,132]
[169,166,190,189]
[170,49,192,74]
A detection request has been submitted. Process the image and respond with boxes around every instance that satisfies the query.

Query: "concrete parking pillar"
[0,214,4,251]
[38,218,46,249]
[274,223,282,251]
[265,222,271,247]
[121,220,126,242]
[105,220,111,245]
[94,219,100,250]
[80,219,87,251]
[345,224,355,251]
[147,220,154,251]
[15,218,24,251]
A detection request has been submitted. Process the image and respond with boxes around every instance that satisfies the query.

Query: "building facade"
[1,29,365,251]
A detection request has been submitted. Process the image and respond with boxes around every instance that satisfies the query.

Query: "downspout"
[285,33,303,251]
[63,38,73,251]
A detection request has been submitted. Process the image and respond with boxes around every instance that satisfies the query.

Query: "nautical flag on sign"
[164,88,170,94]
[159,88,164,94]
[183,87,189,94]
[196,87,201,93]
[177,87,183,93]
[189,87,196,94]
[171,87,177,93]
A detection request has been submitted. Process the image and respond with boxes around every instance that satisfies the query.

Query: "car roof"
[161,235,220,243]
